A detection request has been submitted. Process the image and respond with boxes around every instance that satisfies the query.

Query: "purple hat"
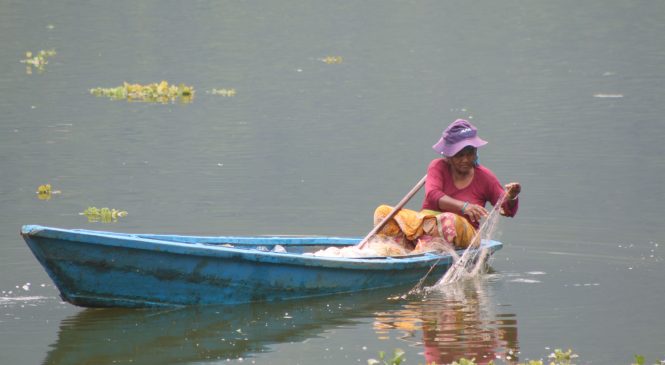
[432,119,488,157]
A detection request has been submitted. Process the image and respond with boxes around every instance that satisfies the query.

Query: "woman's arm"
[437,195,488,223]
[500,182,521,216]
[425,159,489,223]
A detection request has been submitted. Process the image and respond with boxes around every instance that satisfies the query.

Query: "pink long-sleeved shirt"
[421,158,518,228]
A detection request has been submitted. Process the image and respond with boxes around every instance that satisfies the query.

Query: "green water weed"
[367,348,405,365]
[21,49,56,73]
[80,206,128,223]
[368,348,664,365]
[36,184,61,200]
[90,81,194,103]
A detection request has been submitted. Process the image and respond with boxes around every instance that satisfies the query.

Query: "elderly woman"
[374,119,521,249]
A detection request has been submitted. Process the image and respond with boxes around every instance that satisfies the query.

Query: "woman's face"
[449,146,477,174]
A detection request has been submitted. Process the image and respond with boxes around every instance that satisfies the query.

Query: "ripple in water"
[1,282,54,307]
[0,296,50,307]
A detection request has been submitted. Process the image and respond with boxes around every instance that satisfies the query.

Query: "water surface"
[1,1,664,364]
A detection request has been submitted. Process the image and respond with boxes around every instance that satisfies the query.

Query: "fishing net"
[313,193,507,290]
[309,235,411,258]
[434,193,508,286]
[310,234,460,259]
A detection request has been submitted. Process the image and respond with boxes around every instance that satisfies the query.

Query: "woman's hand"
[463,203,488,223]
[504,182,521,200]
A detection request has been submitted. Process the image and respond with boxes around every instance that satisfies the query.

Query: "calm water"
[2,1,664,364]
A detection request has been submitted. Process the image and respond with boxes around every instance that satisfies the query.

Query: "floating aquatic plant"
[80,206,128,223]
[209,88,237,97]
[445,359,480,365]
[90,81,195,103]
[21,49,56,74]
[320,56,343,64]
[37,184,52,195]
[367,348,405,365]
[631,354,665,365]
[548,349,578,365]
[36,184,61,200]
[371,348,664,365]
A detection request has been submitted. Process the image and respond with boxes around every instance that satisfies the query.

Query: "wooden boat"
[20,224,503,308]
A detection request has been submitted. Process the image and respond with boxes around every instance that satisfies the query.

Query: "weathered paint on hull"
[21,225,502,308]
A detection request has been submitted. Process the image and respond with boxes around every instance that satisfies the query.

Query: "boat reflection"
[373,277,519,364]
[44,278,518,365]
[42,286,410,365]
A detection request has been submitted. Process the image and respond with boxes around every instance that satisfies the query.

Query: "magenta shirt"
[422,158,518,228]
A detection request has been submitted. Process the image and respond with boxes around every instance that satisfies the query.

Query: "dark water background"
[1,1,664,364]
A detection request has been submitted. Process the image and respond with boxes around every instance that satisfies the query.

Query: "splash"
[0,296,49,304]
[435,193,508,286]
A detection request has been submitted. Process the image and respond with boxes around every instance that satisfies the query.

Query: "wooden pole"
[357,175,427,249]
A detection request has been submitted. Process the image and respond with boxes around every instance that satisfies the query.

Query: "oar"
[357,175,428,249]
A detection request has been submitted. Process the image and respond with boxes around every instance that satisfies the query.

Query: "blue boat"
[20,224,503,308]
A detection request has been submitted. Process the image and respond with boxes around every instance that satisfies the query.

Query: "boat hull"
[21,225,502,308]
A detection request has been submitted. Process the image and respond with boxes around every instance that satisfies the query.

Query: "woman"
[374,119,521,249]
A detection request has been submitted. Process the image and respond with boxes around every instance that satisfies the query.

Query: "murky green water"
[2,1,664,364]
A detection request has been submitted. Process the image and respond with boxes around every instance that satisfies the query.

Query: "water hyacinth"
[320,55,343,64]
[90,81,195,103]
[37,184,52,195]
[367,348,405,365]
[21,49,56,73]
[80,207,128,223]
[36,184,61,200]
[369,348,665,365]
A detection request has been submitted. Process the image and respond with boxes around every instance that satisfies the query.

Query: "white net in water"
[434,194,507,286]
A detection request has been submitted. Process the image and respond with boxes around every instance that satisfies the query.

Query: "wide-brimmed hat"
[432,119,488,157]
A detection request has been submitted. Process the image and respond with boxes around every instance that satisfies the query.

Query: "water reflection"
[374,278,519,365]
[44,278,518,365]
[43,287,408,365]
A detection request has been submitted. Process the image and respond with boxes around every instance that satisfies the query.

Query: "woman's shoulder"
[475,164,501,183]
[428,157,448,168]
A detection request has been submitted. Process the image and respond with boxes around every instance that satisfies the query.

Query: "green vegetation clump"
[21,49,56,73]
[369,349,665,365]
[80,206,128,223]
[320,55,343,64]
[368,348,405,365]
[36,184,61,200]
[90,81,195,103]
[631,354,665,365]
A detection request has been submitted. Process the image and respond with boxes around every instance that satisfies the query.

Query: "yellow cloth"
[373,205,477,248]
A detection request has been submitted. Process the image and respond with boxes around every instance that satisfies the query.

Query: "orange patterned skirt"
[373,205,477,249]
